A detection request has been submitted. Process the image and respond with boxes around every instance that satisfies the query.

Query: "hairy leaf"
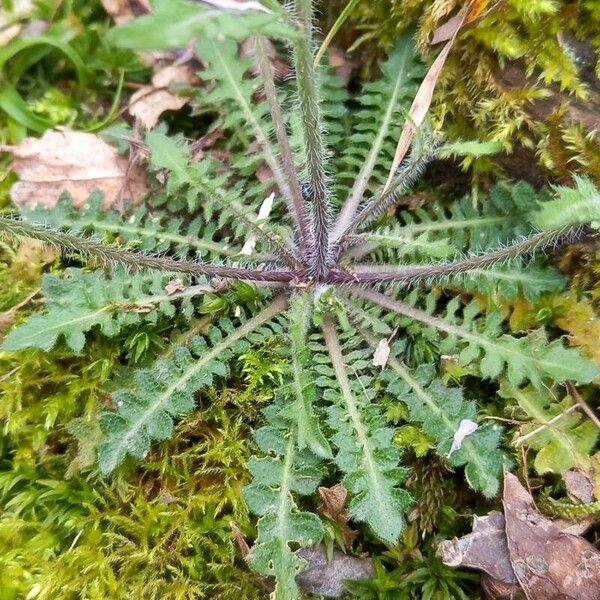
[353,288,599,387]
[21,191,232,258]
[280,292,332,458]
[322,318,412,544]
[245,402,324,600]
[98,295,287,473]
[534,176,600,230]
[2,269,201,352]
[382,355,503,498]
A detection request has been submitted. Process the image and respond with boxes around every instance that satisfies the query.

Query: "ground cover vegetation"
[1,1,600,599]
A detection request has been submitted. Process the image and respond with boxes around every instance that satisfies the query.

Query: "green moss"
[0,380,264,599]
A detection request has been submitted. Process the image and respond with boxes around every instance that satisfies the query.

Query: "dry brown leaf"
[129,88,189,129]
[129,64,199,129]
[438,511,520,596]
[318,484,359,547]
[1,129,147,209]
[296,546,373,598]
[384,4,470,190]
[503,472,600,600]
[429,0,504,44]
[562,469,595,504]
[100,0,133,23]
[439,473,600,600]
[318,484,349,523]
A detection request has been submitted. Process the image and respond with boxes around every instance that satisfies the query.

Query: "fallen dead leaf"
[100,0,132,23]
[296,546,373,598]
[1,129,147,209]
[129,64,199,129]
[437,511,520,599]
[429,0,504,44]
[100,0,150,24]
[503,472,600,600]
[318,484,359,547]
[563,469,595,504]
[439,472,600,600]
[129,89,188,129]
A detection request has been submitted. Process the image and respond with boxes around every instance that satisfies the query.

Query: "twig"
[567,381,600,431]
[513,404,579,446]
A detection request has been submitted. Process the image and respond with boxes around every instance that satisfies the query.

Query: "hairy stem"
[329,225,588,284]
[0,217,298,283]
[349,141,437,233]
[293,0,330,275]
[332,143,436,258]
[253,36,311,256]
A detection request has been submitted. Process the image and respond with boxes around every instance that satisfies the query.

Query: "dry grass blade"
[383,5,470,191]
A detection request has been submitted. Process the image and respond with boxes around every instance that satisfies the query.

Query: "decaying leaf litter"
[0,1,600,599]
